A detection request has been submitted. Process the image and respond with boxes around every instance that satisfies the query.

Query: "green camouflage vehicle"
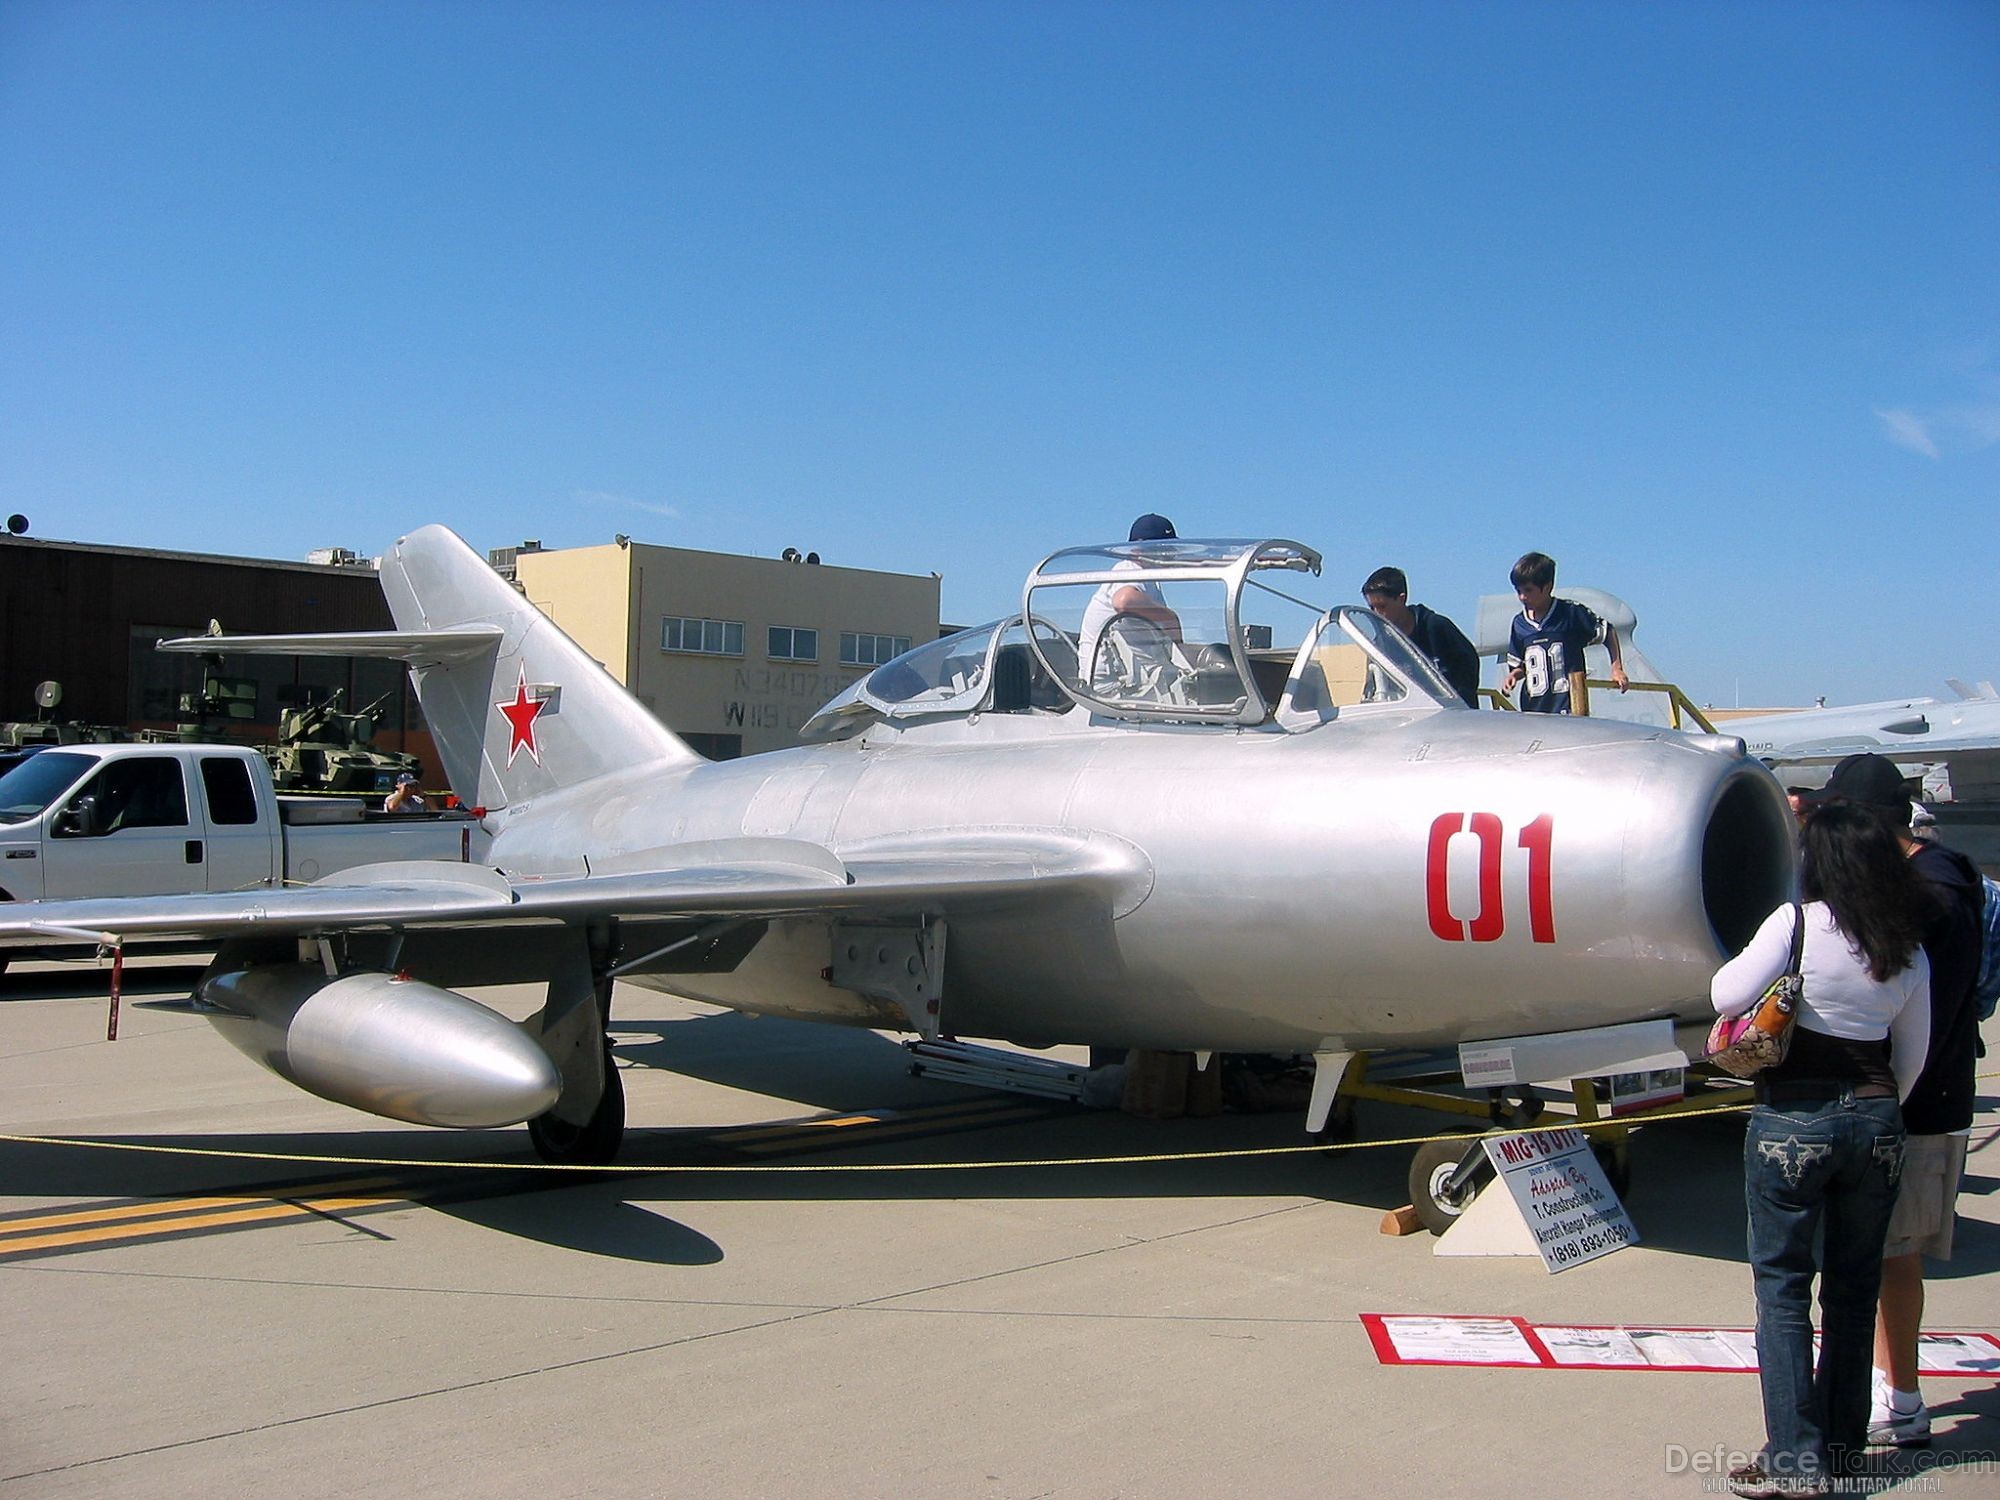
[265,689,422,796]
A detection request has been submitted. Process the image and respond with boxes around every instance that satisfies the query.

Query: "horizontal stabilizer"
[158,627,504,666]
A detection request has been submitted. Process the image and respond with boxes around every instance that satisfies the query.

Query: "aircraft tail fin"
[377,525,699,810]
[160,526,699,812]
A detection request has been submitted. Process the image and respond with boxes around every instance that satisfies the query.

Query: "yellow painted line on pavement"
[712,1096,1036,1144]
[1,1196,281,1236]
[733,1102,1049,1154]
[0,1177,398,1239]
[0,1192,402,1258]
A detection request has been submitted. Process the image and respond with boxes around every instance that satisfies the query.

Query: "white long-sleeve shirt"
[1710,901,1931,1101]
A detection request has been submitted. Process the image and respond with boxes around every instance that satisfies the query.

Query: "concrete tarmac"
[2,955,1995,1499]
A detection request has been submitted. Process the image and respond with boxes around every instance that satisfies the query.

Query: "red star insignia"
[496,667,548,767]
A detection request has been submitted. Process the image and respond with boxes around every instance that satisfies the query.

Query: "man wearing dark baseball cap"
[1805,753,1984,1446]
[1078,514,1183,690]
[383,771,429,814]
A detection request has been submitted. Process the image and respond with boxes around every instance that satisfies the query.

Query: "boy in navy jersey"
[1499,551,1628,715]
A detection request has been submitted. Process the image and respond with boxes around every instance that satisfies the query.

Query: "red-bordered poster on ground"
[1362,1314,2000,1377]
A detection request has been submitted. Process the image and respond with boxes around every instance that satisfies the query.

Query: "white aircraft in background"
[1473,589,2000,806]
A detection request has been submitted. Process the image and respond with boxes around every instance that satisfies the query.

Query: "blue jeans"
[1745,1091,1905,1482]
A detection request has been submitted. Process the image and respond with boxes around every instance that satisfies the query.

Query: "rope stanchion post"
[105,944,124,1043]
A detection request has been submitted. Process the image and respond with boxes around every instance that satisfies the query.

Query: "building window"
[839,632,911,667]
[768,626,818,662]
[661,616,744,656]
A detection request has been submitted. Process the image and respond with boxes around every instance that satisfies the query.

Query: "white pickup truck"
[0,742,482,905]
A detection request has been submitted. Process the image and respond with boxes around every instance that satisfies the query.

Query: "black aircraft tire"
[527,1047,626,1165]
[1315,1096,1358,1149]
[1409,1138,1475,1237]
[1592,1138,1633,1200]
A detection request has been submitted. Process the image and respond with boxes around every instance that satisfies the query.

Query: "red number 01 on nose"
[1425,812,1555,944]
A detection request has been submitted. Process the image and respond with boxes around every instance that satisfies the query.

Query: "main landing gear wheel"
[1486,1086,1544,1129]
[1409,1137,1490,1237]
[1314,1094,1358,1148]
[527,1042,625,1165]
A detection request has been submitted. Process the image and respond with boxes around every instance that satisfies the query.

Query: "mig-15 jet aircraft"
[0,528,1798,1172]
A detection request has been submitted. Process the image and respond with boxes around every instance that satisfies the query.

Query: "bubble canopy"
[1022,538,1324,724]
[798,615,1076,740]
[798,537,1465,740]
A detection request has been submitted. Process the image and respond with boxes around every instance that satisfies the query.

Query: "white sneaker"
[1867,1379,1930,1448]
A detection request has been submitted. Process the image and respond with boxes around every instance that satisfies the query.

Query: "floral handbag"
[1704,903,1805,1079]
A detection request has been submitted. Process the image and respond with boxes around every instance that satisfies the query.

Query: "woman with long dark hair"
[1710,802,1933,1498]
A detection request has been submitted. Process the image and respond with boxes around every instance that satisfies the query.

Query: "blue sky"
[3,1,1994,707]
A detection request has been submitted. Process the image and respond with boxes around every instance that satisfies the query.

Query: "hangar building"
[503,539,943,759]
[0,533,435,768]
[0,530,943,768]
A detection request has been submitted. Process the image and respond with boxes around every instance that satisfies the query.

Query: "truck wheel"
[527,1044,625,1165]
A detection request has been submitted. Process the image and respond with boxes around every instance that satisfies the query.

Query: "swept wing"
[0,831,1148,945]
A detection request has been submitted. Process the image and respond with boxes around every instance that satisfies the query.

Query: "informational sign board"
[1362,1315,2000,1377]
[1477,1125,1637,1272]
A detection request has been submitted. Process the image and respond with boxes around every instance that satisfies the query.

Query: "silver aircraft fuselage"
[0,529,1801,1147]
[489,699,1792,1054]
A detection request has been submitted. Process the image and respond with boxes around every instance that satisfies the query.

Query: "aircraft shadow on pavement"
[0,995,1832,1270]
[0,963,207,1004]
[0,1097,1776,1269]
[609,1008,949,1112]
[0,1131,726,1268]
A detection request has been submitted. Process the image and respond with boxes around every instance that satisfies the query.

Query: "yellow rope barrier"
[0,1073,1988,1177]
[0,1101,1744,1174]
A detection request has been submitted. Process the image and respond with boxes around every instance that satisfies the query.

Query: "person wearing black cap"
[1361,566,1480,707]
[383,771,429,813]
[1078,514,1184,690]
[1802,754,1985,1449]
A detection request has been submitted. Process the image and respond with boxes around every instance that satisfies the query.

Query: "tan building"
[509,540,941,758]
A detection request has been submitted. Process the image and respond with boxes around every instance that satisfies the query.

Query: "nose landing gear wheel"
[1408,1137,1493,1237]
[528,1042,625,1165]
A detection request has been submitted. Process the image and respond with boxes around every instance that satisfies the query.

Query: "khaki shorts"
[1882,1133,1968,1260]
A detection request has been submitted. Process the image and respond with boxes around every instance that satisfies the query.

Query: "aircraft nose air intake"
[198,966,563,1129]
[1700,767,1798,957]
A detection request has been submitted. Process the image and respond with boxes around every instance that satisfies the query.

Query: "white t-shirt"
[1710,900,1931,1099]
[1078,561,1167,686]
